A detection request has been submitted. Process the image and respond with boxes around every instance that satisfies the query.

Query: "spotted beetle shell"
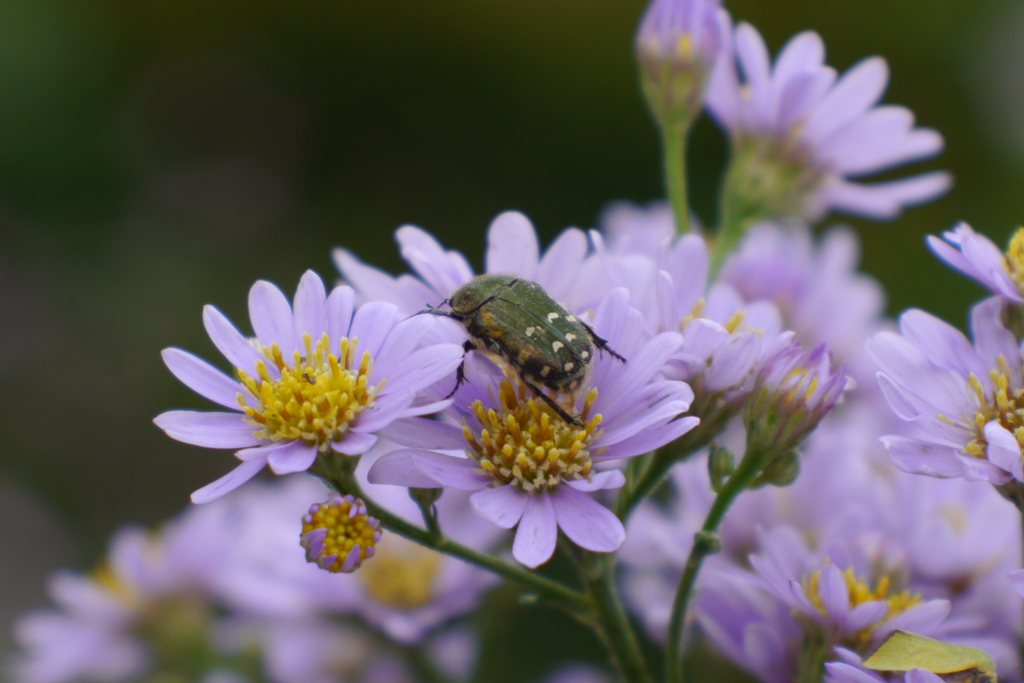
[448,274,595,391]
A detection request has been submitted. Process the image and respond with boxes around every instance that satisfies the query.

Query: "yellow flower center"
[239,332,382,451]
[962,356,1024,460]
[804,566,920,645]
[1003,227,1024,294]
[462,378,603,492]
[360,535,443,609]
[301,495,381,574]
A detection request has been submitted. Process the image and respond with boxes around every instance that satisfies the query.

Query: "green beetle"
[423,273,626,425]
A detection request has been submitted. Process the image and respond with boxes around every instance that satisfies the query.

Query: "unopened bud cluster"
[300,494,382,574]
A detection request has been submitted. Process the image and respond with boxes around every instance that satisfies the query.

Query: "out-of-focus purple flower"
[825,648,946,683]
[334,211,604,317]
[8,515,227,683]
[635,0,729,127]
[869,298,1024,485]
[928,222,1024,303]
[706,22,949,221]
[368,289,698,568]
[720,220,889,390]
[750,527,951,643]
[154,270,463,504]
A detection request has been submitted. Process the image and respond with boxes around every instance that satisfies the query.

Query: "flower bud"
[744,335,846,466]
[300,494,382,574]
[707,445,735,493]
[636,0,727,130]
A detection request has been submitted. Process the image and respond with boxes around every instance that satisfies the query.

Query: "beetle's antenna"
[411,298,452,318]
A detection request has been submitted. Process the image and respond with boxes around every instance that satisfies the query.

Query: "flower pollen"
[300,494,382,574]
[462,379,603,492]
[239,332,381,451]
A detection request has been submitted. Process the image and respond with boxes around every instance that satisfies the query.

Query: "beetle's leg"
[443,340,476,399]
[522,378,584,427]
[413,299,456,318]
[580,321,627,363]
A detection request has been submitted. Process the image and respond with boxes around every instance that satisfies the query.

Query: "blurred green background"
[0,0,1019,679]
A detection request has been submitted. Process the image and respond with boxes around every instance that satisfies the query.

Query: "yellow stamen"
[300,494,381,574]
[238,332,382,451]
[804,565,921,646]
[462,375,603,492]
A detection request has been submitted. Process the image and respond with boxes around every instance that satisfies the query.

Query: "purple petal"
[266,440,318,474]
[248,280,296,356]
[470,485,529,529]
[971,297,1020,384]
[378,417,466,449]
[905,670,945,683]
[330,432,378,456]
[191,458,267,504]
[566,470,625,492]
[485,211,540,279]
[983,422,1023,481]
[595,415,700,461]
[202,305,263,375]
[805,57,888,144]
[535,228,589,301]
[350,301,400,360]
[396,225,474,296]
[374,344,465,396]
[349,391,415,433]
[818,564,850,619]
[512,493,558,568]
[879,599,950,635]
[333,248,404,305]
[367,450,447,488]
[843,600,888,633]
[161,348,243,409]
[367,449,489,490]
[326,285,356,341]
[154,411,261,449]
[823,662,884,683]
[822,172,952,220]
[879,436,965,479]
[876,373,919,420]
[550,486,625,553]
[293,270,328,341]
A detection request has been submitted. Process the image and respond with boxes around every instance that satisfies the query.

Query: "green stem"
[324,465,590,609]
[581,552,653,683]
[662,124,690,235]
[665,448,763,683]
[796,629,830,683]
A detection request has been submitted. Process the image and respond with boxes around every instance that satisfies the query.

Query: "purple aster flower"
[750,527,951,645]
[706,22,949,221]
[635,0,729,126]
[928,222,1024,303]
[154,269,463,504]
[869,298,1024,485]
[333,211,605,317]
[367,289,698,568]
[825,648,946,683]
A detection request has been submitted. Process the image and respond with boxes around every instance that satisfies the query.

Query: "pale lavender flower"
[333,211,601,316]
[928,222,1024,303]
[368,289,698,568]
[635,0,730,126]
[9,516,226,683]
[825,648,945,683]
[154,270,463,503]
[750,527,951,642]
[869,298,1024,485]
[542,664,613,683]
[706,22,949,220]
